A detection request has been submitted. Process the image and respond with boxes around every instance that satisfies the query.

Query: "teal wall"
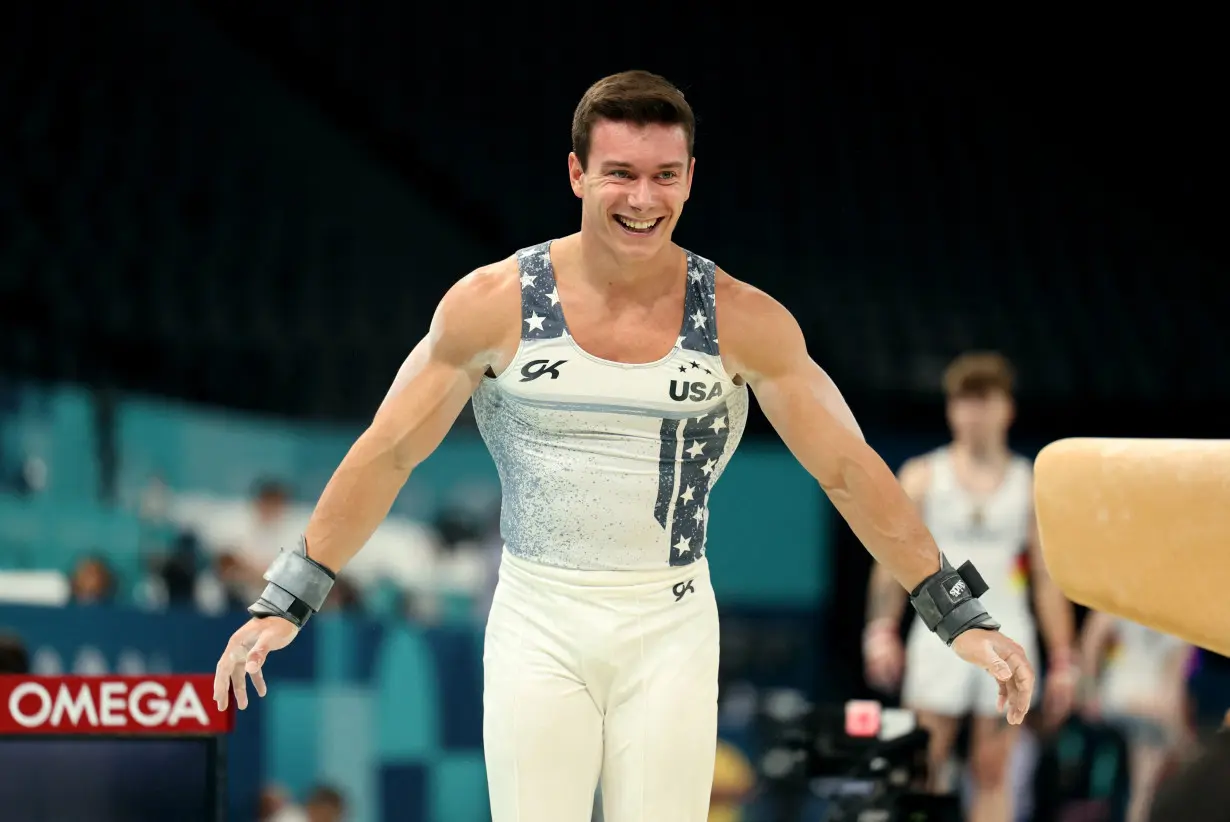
[108,392,830,607]
[2,383,830,607]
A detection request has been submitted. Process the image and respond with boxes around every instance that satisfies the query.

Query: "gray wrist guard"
[247,536,336,628]
[909,553,1001,646]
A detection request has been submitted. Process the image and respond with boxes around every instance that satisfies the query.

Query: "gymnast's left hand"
[951,628,1035,724]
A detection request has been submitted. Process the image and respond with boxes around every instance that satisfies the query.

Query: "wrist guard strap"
[247,536,336,628]
[908,553,1001,646]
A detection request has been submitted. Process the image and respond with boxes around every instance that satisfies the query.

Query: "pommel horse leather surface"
[1033,437,1230,657]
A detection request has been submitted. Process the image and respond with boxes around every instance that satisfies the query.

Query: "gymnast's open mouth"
[613,215,663,235]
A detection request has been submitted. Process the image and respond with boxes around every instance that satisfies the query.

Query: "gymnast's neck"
[952,440,1011,467]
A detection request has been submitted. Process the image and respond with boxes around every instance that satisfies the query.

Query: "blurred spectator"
[709,739,756,822]
[159,531,211,606]
[0,632,30,673]
[262,784,346,822]
[1080,613,1194,822]
[134,529,231,615]
[68,554,117,605]
[214,478,303,603]
[304,785,346,822]
[259,784,305,822]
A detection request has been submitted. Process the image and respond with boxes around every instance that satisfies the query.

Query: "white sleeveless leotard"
[471,241,750,572]
[920,446,1035,625]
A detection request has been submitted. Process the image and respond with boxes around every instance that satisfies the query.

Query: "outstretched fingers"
[230,664,249,711]
[214,619,296,713]
[214,629,256,711]
[245,635,271,698]
[994,642,1035,724]
[214,640,244,712]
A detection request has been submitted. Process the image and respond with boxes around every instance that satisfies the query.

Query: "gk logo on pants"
[672,579,695,601]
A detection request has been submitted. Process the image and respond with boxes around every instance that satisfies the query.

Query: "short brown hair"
[943,351,1016,398]
[571,70,695,170]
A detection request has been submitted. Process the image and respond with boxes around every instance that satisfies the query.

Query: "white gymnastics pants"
[483,549,720,822]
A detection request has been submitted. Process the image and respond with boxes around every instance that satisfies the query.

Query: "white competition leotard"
[471,240,749,572]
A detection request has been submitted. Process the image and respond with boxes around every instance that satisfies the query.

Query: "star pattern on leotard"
[515,243,567,339]
[664,404,737,565]
[677,251,719,356]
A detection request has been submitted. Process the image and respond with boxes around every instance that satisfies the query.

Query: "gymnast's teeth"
[616,216,659,230]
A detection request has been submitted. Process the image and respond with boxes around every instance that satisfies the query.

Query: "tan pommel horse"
[1034,437,1230,821]
[1034,437,1230,658]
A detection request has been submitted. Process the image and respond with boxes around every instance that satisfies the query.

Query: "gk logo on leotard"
[672,579,695,601]
[519,359,567,382]
[669,380,723,402]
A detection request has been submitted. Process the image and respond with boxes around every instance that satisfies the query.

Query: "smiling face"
[569,118,695,262]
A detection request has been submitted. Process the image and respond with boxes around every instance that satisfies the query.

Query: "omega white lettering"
[8,682,51,728]
[101,681,127,727]
[50,684,99,727]
[129,681,165,727]
[8,682,211,729]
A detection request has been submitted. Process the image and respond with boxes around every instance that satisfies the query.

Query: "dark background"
[1,3,1227,818]
[5,5,1226,433]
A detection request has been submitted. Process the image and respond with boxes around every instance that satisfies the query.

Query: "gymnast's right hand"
[862,619,904,692]
[213,616,299,711]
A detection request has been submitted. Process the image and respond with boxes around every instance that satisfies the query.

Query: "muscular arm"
[719,276,942,595]
[866,458,932,625]
[301,262,520,573]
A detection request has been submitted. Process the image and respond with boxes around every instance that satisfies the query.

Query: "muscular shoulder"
[713,268,806,382]
[431,256,522,373]
[897,455,934,503]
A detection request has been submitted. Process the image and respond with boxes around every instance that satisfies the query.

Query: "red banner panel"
[0,675,233,735]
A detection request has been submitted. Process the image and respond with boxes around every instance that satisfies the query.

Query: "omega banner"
[0,675,234,735]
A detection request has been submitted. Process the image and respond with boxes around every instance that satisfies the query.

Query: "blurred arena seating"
[0,0,491,423]
[0,378,487,618]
